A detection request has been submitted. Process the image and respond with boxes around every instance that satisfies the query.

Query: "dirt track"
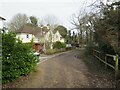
[3,49,117,88]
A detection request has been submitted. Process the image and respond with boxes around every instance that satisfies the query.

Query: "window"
[60,37,62,40]
[26,34,29,38]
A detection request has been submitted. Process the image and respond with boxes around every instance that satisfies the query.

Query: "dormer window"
[26,34,29,38]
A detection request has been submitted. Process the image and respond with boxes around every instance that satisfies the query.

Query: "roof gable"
[0,16,6,20]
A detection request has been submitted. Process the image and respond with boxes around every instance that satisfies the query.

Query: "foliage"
[71,1,119,54]
[2,32,38,84]
[61,42,66,49]
[71,1,119,55]
[85,43,95,55]
[30,16,38,26]
[54,25,67,38]
[94,32,115,54]
[66,30,72,44]
[71,31,78,44]
[53,41,66,49]
[93,1,120,54]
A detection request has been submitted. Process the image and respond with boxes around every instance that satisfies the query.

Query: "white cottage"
[16,25,39,43]
[45,30,65,43]
[16,25,43,53]
[53,31,65,42]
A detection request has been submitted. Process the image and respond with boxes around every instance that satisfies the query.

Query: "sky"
[1,0,114,30]
[0,0,96,30]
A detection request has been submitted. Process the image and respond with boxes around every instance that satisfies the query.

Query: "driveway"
[3,49,116,88]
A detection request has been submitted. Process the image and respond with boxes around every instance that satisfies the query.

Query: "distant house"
[16,25,42,52]
[45,30,65,43]
[35,26,49,44]
[44,29,65,49]
[53,31,65,43]
[0,16,6,30]
[16,24,66,50]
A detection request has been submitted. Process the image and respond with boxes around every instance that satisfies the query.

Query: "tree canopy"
[54,25,67,38]
[94,1,119,54]
[29,16,38,26]
[70,1,119,54]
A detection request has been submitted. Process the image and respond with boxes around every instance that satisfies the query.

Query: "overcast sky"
[0,0,109,29]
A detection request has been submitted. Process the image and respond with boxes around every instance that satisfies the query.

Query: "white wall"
[53,31,60,42]
[45,31,65,43]
[53,31,65,42]
[0,19,3,29]
[16,33,39,43]
[45,31,54,42]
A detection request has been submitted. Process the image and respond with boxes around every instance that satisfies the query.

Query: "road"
[3,49,116,88]
[17,50,94,88]
[19,49,91,88]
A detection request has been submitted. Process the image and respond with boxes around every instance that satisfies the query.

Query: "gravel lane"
[3,49,117,88]
[17,50,91,88]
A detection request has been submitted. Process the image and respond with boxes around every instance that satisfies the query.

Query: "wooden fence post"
[105,55,107,70]
[93,50,94,55]
[115,54,119,79]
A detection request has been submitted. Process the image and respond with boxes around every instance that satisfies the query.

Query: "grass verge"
[45,48,66,55]
[78,48,115,78]
[77,48,120,88]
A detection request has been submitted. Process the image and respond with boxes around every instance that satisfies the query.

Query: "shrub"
[85,42,97,55]
[99,42,115,55]
[2,32,38,84]
[61,42,66,48]
[85,41,115,55]
[53,41,66,49]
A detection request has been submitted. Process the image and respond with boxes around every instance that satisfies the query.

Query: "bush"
[46,49,60,55]
[53,41,66,49]
[85,41,115,55]
[2,32,38,84]
[61,42,66,48]
[85,43,95,55]
[99,42,115,55]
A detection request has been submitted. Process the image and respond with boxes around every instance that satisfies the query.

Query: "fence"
[93,49,120,79]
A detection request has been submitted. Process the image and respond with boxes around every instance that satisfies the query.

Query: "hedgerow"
[2,32,38,84]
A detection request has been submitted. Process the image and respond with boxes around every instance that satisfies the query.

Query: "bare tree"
[70,11,87,47]
[43,15,59,26]
[70,0,105,47]
[43,15,59,49]
[9,13,28,31]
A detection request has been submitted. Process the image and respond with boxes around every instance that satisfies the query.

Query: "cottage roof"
[17,25,49,37]
[0,16,6,20]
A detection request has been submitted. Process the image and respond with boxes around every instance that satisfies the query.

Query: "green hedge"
[53,41,66,49]
[2,32,38,84]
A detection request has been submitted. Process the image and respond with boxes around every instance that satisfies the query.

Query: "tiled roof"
[17,25,49,37]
